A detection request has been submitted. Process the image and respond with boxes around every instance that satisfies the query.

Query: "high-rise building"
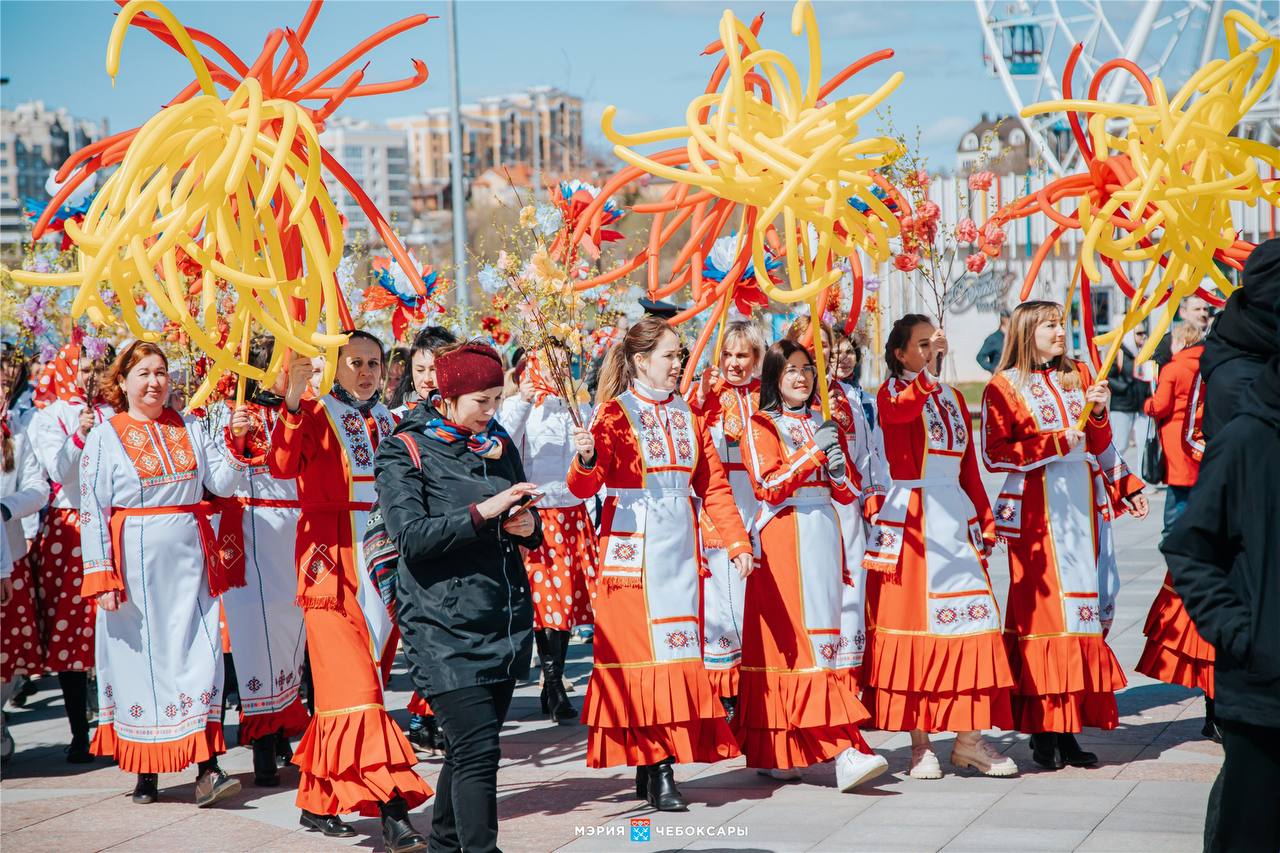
[0,101,105,251]
[317,118,414,245]
[388,86,584,211]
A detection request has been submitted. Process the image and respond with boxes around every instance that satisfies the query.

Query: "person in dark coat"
[1199,238,1280,441]
[1162,349,1280,853]
[374,342,540,853]
[975,309,1010,373]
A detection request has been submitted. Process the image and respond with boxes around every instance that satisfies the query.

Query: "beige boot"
[909,744,943,779]
[951,732,1018,777]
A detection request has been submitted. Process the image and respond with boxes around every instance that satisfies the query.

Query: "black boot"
[275,729,293,765]
[424,714,445,757]
[635,765,647,799]
[541,631,576,725]
[555,628,575,693]
[405,713,434,757]
[299,810,356,838]
[253,736,280,786]
[1056,733,1098,767]
[719,696,738,725]
[58,672,93,764]
[379,795,428,853]
[1029,733,1062,770]
[222,653,240,713]
[132,773,159,804]
[535,629,552,714]
[1201,697,1222,743]
[645,759,688,812]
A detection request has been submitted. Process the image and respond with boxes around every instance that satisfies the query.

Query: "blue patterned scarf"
[424,417,507,460]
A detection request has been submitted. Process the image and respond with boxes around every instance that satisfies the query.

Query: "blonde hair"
[721,320,765,369]
[996,300,1082,390]
[594,316,677,405]
[1173,323,1204,350]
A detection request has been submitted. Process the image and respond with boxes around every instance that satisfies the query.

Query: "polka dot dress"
[36,508,95,672]
[522,504,598,631]
[1,555,45,681]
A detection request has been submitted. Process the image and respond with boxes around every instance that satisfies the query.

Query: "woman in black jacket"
[374,342,540,853]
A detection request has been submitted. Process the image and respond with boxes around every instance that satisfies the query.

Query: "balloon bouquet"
[5,0,440,409]
[566,0,908,416]
[978,10,1279,426]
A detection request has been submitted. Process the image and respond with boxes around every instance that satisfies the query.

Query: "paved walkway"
[0,487,1219,852]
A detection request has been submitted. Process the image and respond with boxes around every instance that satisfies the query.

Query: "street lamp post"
[446,0,469,308]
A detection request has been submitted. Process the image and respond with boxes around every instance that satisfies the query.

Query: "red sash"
[107,498,246,602]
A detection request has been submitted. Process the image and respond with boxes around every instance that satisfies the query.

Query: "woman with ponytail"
[568,316,750,811]
[980,301,1147,770]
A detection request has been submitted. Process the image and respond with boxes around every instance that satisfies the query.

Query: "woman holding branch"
[980,301,1147,770]
[568,316,749,812]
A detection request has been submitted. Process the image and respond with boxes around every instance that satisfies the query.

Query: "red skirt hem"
[91,721,225,774]
[1004,633,1126,732]
[732,668,871,769]
[237,695,311,744]
[1136,585,1214,697]
[705,665,739,700]
[293,707,432,817]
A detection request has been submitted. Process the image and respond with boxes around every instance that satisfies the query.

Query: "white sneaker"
[835,748,889,792]
[756,768,803,782]
[909,744,943,779]
[951,735,1018,777]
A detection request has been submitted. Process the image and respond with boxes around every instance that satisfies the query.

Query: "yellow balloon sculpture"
[5,0,436,409]
[600,0,905,413]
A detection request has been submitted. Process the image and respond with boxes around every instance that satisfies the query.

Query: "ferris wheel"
[975,0,1280,177]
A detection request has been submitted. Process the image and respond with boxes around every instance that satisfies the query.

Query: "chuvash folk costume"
[25,341,115,762]
[980,301,1146,770]
[685,320,764,717]
[737,339,890,791]
[863,316,1017,780]
[567,317,749,812]
[78,342,248,806]
[268,331,430,851]
[217,336,309,787]
[498,353,596,725]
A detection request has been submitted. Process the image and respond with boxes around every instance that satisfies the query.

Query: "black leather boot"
[645,759,688,812]
[132,773,159,804]
[719,696,738,725]
[541,632,576,724]
[635,765,647,799]
[299,810,356,838]
[380,795,428,853]
[1056,733,1098,767]
[275,729,293,765]
[1029,733,1062,770]
[555,628,575,693]
[253,736,280,786]
[1201,697,1221,743]
[58,672,93,764]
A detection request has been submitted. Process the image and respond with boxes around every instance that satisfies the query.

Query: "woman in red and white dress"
[269,331,431,850]
[567,316,749,812]
[736,339,890,791]
[80,342,252,805]
[499,353,596,724]
[981,301,1148,770]
[218,336,310,786]
[686,320,764,717]
[26,340,115,762]
[863,315,1016,780]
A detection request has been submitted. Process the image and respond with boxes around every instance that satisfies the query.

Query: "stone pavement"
[0,486,1221,852]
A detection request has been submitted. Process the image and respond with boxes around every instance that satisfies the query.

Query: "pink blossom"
[982,221,1007,247]
[915,169,931,191]
[893,253,920,272]
[965,254,987,274]
[915,200,940,224]
[968,171,995,192]
[955,218,979,244]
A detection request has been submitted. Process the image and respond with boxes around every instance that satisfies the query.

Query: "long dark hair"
[242,334,276,401]
[595,316,676,404]
[884,313,934,379]
[759,339,817,413]
[393,324,457,405]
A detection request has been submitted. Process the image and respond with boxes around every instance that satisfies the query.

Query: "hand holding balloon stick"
[4,0,441,410]
[978,8,1279,426]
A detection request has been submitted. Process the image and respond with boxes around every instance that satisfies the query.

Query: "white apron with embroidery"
[79,414,247,747]
[599,387,703,661]
[866,380,1001,637]
[701,385,757,675]
[318,396,396,661]
[747,410,848,668]
[986,370,1122,632]
[222,406,308,721]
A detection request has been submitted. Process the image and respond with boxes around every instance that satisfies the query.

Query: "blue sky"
[0,0,1201,171]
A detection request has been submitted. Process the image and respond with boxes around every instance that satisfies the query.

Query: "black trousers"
[1206,720,1280,852]
[428,680,515,853]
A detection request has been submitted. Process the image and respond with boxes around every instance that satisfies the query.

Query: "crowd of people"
[0,239,1277,853]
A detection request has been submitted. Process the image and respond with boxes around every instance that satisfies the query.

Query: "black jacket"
[1106,346,1151,413]
[976,330,1005,373]
[1200,238,1280,440]
[1162,358,1280,727]
[373,406,539,696]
